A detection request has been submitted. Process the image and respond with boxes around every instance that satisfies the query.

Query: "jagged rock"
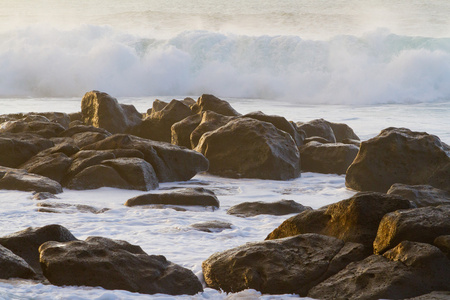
[296,119,336,143]
[196,118,300,180]
[387,184,450,207]
[0,224,77,275]
[82,134,208,182]
[0,133,54,168]
[0,245,36,279]
[0,167,63,194]
[125,187,219,208]
[300,142,359,174]
[36,202,110,214]
[190,111,236,148]
[20,152,72,183]
[171,114,202,148]
[191,94,240,116]
[81,91,141,134]
[326,121,360,142]
[39,236,203,295]
[373,205,450,254]
[266,192,412,251]
[227,200,312,217]
[190,221,233,232]
[308,241,450,300]
[131,99,193,142]
[202,233,366,296]
[346,127,450,192]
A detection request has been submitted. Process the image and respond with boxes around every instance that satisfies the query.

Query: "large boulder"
[65,164,135,190]
[20,152,72,183]
[81,91,141,134]
[171,114,202,149]
[82,134,208,182]
[387,184,450,207]
[266,192,412,251]
[191,94,240,116]
[190,111,236,148]
[125,187,219,208]
[428,162,450,192]
[0,167,63,194]
[202,233,366,296]
[196,118,300,180]
[325,121,360,142]
[0,119,66,138]
[0,245,36,279]
[300,142,359,174]
[0,224,77,275]
[227,200,312,217]
[346,127,450,193]
[308,241,450,300]
[39,236,203,295]
[373,205,450,254]
[131,99,193,143]
[0,133,54,168]
[296,119,336,143]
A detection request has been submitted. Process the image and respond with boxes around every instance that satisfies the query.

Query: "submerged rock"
[227,200,311,217]
[190,221,233,233]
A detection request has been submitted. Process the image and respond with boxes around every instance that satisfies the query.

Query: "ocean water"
[0,1,449,299]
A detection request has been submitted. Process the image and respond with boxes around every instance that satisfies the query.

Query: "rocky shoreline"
[0,91,449,299]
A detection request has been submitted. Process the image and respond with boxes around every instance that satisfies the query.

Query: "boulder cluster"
[0,91,449,298]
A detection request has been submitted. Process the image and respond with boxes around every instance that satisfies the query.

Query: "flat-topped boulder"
[346,127,450,192]
[227,200,311,217]
[0,167,63,194]
[196,118,300,180]
[387,184,450,207]
[39,236,203,295]
[202,233,366,296]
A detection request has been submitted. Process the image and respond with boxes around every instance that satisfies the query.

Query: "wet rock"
[227,200,311,217]
[373,205,450,254]
[190,111,236,148]
[405,291,450,300]
[387,184,450,207]
[125,187,219,208]
[0,119,66,138]
[36,202,110,214]
[190,221,233,232]
[300,142,359,174]
[71,131,110,148]
[296,119,336,143]
[39,236,203,295]
[171,114,202,148]
[0,167,63,194]
[326,121,360,142]
[20,152,72,183]
[60,125,111,138]
[202,233,366,296]
[266,192,412,251]
[32,191,59,200]
[65,164,134,190]
[64,150,116,181]
[434,235,450,259]
[191,94,240,116]
[0,224,77,275]
[0,245,36,279]
[196,118,300,180]
[308,241,450,300]
[428,162,450,192]
[346,127,450,192]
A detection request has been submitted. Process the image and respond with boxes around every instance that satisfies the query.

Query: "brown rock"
[296,119,336,143]
[387,183,450,207]
[0,167,63,194]
[36,202,110,214]
[326,121,360,142]
[20,152,72,183]
[65,164,133,190]
[190,111,235,148]
[171,114,202,148]
[0,245,36,279]
[434,235,450,259]
[0,119,66,138]
[0,133,53,168]
[191,94,240,116]
[227,200,312,217]
[190,221,233,232]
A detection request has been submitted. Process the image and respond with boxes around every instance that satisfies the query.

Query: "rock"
[387,184,450,207]
[346,127,450,193]
[0,119,66,138]
[202,233,367,295]
[171,114,202,148]
[69,112,83,123]
[0,224,77,275]
[120,103,143,129]
[64,150,116,181]
[36,202,110,214]
[190,221,233,232]
[341,138,361,146]
[304,136,331,144]
[428,162,450,192]
[404,291,450,300]
[227,200,312,217]
[0,133,54,168]
[266,192,412,251]
[196,118,300,180]
[131,99,193,142]
[60,125,111,138]
[190,111,235,148]
[81,91,140,134]
[32,191,59,200]
[243,111,304,147]
[308,241,450,300]
[72,131,110,148]
[434,235,450,259]
[38,142,80,157]
[20,152,72,183]
[125,187,219,208]
[373,205,450,254]
[0,167,63,194]
[37,112,71,129]
[82,134,209,182]
[300,142,359,174]
[0,245,36,279]
[65,164,133,190]
[191,94,240,116]
[326,121,360,142]
[296,119,336,143]
[151,99,169,113]
[39,236,203,295]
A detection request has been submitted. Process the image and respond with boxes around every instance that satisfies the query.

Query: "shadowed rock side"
[308,241,450,300]
[171,114,202,149]
[39,236,203,295]
[373,205,450,254]
[125,187,220,208]
[196,118,300,180]
[387,184,450,207]
[227,200,312,217]
[346,127,450,193]
[266,192,412,252]
[0,245,36,279]
[190,111,236,149]
[202,233,366,296]
[296,119,336,143]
